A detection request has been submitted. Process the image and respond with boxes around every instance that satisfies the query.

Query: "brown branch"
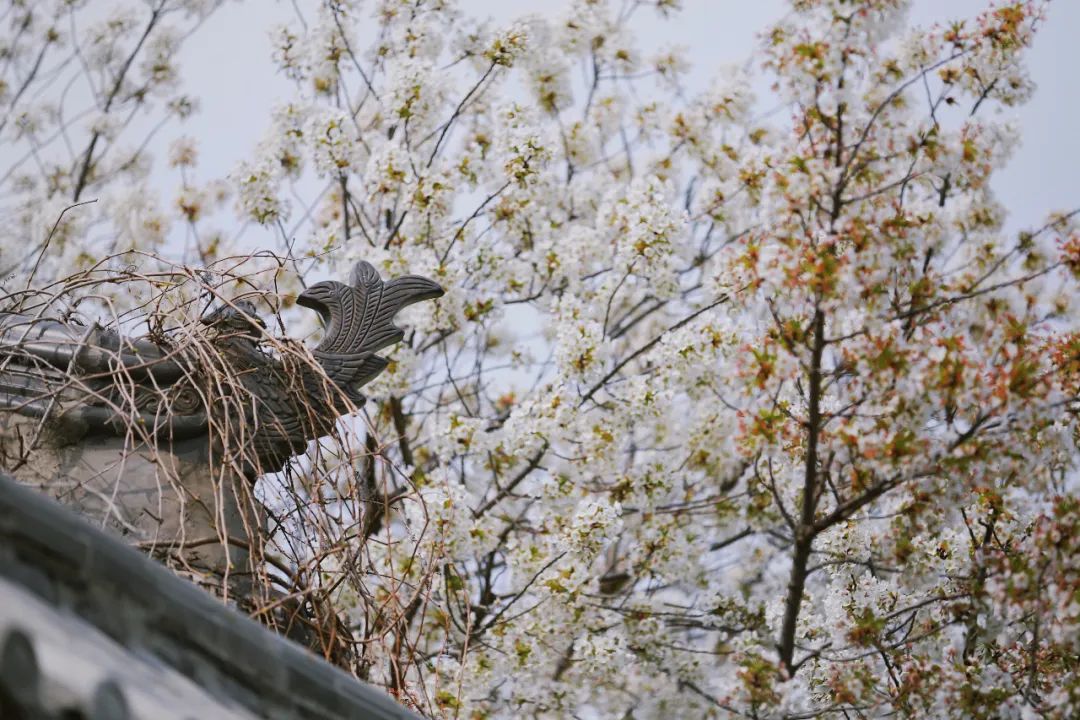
[778,308,825,673]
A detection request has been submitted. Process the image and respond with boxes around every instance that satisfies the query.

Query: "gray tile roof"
[0,472,422,720]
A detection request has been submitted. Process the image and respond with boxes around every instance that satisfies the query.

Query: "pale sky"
[172,0,1079,236]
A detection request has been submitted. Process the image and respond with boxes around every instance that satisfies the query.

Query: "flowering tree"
[2,0,1080,717]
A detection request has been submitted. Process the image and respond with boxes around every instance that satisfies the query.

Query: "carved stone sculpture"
[0,261,443,599]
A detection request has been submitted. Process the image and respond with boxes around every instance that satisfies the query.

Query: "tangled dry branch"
[0,251,448,686]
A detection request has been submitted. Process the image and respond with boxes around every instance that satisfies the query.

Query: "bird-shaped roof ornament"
[296,261,444,396]
[0,260,445,475]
